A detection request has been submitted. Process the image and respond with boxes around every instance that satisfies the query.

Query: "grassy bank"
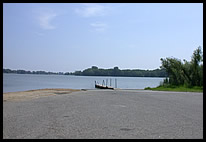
[144,85,203,92]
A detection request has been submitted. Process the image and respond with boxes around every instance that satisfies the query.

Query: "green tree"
[160,57,184,86]
[160,46,203,87]
[190,46,203,86]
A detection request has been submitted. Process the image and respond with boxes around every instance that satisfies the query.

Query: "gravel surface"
[3,89,203,139]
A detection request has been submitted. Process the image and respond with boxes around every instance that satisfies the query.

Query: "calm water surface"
[3,73,165,93]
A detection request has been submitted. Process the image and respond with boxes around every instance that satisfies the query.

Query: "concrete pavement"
[3,89,203,139]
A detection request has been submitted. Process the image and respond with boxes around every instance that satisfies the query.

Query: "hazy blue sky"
[3,3,203,72]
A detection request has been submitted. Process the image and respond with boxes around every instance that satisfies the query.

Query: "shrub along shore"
[145,46,203,93]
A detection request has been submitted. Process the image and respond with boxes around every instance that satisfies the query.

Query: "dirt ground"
[3,89,80,102]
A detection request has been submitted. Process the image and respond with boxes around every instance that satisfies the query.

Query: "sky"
[3,3,203,72]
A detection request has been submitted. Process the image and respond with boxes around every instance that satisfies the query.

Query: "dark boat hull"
[95,84,114,90]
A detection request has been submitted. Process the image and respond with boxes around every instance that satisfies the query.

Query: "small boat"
[95,80,114,90]
[95,80,115,90]
[95,84,114,90]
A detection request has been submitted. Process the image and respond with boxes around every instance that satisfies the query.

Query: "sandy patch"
[3,88,80,102]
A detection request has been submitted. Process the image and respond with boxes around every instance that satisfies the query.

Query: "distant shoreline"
[3,67,168,78]
[3,72,167,78]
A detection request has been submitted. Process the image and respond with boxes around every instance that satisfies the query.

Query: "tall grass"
[144,85,203,92]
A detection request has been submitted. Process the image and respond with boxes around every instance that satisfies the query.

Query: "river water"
[3,73,165,93]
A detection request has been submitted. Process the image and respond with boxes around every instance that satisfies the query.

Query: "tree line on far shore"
[3,67,168,77]
[3,69,64,75]
[70,66,168,77]
[160,46,203,87]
